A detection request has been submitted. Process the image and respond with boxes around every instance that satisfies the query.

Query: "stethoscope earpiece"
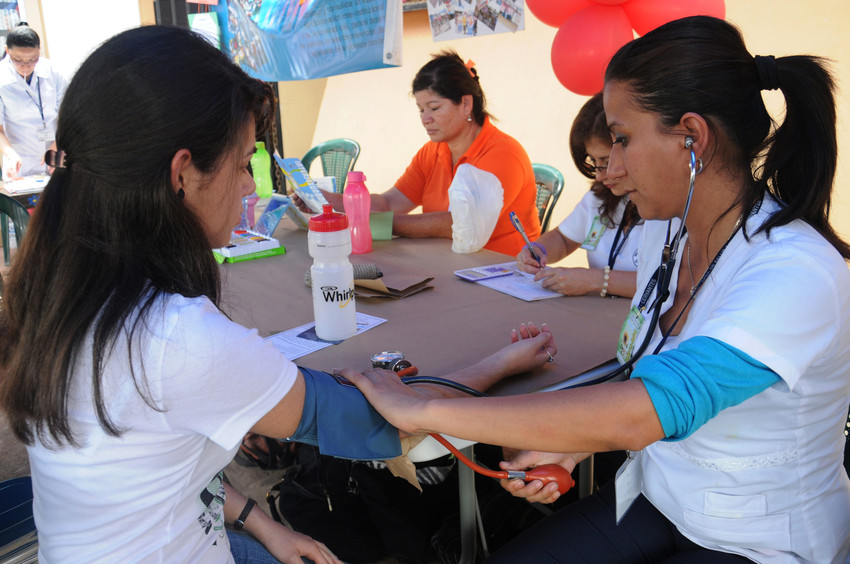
[684,136,695,149]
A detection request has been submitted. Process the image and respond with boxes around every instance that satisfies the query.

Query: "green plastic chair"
[301,138,361,193]
[532,163,565,233]
[0,194,30,267]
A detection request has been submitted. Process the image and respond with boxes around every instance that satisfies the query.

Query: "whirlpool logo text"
[320,285,355,308]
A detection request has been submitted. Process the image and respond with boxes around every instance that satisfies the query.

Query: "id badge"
[616,305,645,363]
[580,216,607,251]
[36,126,54,143]
[615,452,642,524]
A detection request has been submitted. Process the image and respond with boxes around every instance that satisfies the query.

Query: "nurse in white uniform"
[0,23,67,178]
[345,15,850,564]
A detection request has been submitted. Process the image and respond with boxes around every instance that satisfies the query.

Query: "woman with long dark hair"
[0,26,556,563]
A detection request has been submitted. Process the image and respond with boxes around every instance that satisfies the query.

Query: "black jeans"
[486,481,753,564]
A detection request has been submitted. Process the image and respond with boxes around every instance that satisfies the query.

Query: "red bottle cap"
[346,171,366,183]
[308,204,348,232]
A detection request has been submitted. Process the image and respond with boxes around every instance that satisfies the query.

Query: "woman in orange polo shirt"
[310,50,541,256]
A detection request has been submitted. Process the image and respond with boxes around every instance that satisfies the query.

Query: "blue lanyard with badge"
[25,76,53,144]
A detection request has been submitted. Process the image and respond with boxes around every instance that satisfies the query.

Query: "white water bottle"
[308,204,357,341]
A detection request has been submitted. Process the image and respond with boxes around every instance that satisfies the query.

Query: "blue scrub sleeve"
[285,366,402,460]
[631,336,780,440]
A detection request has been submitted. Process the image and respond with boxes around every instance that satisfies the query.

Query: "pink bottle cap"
[346,171,366,183]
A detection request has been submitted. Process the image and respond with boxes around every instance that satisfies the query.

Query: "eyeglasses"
[585,157,608,174]
[8,55,39,67]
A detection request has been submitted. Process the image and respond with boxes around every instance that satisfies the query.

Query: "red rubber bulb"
[523,464,575,495]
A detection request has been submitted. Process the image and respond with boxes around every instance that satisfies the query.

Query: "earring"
[466,115,472,122]
[177,188,185,200]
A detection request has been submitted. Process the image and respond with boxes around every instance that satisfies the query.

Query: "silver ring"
[546,349,555,363]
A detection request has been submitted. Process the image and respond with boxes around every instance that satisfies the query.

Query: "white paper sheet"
[265,312,387,360]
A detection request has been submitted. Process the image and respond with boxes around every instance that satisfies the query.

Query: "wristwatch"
[233,498,256,531]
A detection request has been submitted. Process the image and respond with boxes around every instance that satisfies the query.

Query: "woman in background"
[516,92,641,298]
[300,50,541,256]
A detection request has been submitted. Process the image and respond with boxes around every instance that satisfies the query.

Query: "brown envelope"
[355,275,434,299]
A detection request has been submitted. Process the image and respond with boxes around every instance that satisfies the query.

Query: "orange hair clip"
[464,59,476,77]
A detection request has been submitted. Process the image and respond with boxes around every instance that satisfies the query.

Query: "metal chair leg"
[457,445,478,564]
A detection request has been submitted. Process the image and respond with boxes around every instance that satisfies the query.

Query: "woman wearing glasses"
[0,23,67,178]
[515,93,642,298]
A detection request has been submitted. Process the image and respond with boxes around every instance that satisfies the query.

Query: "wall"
[29,0,141,80]
[283,1,850,267]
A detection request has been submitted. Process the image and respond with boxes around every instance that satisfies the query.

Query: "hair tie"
[754,55,778,91]
[464,59,477,79]
[44,149,70,169]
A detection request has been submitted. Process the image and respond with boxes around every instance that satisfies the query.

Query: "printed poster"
[213,0,402,82]
[426,0,524,42]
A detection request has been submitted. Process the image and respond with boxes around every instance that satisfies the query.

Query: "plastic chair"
[301,138,361,193]
[0,476,38,563]
[532,163,565,233]
[0,194,30,267]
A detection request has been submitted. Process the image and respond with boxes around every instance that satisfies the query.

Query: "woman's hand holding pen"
[516,242,547,274]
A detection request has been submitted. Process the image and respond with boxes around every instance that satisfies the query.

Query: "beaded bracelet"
[600,266,611,297]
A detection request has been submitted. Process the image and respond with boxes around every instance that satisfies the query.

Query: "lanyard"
[24,77,45,125]
[607,216,632,270]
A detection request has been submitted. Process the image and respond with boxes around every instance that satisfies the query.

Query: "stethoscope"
[558,136,700,388]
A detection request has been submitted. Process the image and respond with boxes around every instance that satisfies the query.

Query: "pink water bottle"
[343,171,372,254]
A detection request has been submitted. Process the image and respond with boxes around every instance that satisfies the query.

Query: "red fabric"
[394,117,541,255]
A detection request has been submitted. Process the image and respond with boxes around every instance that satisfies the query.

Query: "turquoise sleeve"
[285,367,402,460]
[631,336,780,440]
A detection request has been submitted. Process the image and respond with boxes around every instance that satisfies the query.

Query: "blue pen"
[509,211,541,266]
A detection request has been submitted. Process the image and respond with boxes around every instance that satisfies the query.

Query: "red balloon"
[624,0,726,36]
[591,0,630,4]
[526,0,594,28]
[551,5,634,96]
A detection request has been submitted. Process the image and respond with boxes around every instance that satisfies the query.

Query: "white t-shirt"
[27,293,298,563]
[557,190,641,270]
[0,56,66,176]
[630,196,850,563]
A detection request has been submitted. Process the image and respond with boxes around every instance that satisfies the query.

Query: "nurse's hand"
[535,266,601,296]
[499,450,587,504]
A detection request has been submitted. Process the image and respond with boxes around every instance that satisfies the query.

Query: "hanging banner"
[212,0,402,82]
[427,0,525,42]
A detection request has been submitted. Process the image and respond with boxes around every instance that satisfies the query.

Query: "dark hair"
[412,49,489,125]
[0,25,275,446]
[6,23,40,49]
[605,15,849,258]
[568,92,634,226]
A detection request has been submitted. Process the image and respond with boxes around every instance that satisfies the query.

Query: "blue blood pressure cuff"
[285,366,402,460]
